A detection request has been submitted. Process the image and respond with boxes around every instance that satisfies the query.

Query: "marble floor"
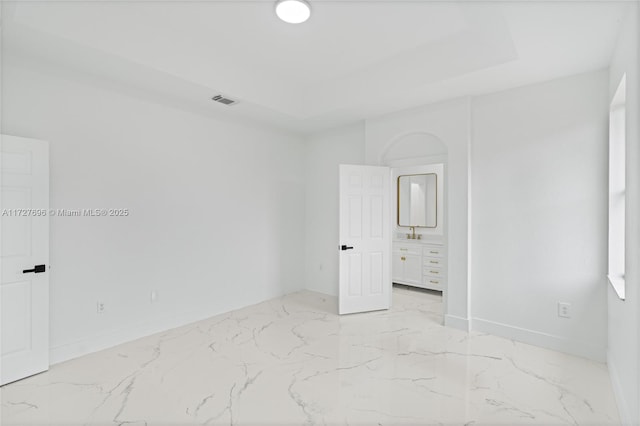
[1,286,620,425]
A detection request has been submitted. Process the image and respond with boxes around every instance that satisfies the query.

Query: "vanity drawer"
[423,266,444,278]
[423,247,444,258]
[423,256,444,267]
[394,245,422,256]
[423,277,445,288]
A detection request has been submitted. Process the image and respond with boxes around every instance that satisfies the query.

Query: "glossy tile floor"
[1,286,620,425]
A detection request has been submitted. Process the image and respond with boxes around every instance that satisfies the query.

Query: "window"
[608,74,626,300]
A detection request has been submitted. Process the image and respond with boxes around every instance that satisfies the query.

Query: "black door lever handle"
[23,264,46,274]
[340,245,354,251]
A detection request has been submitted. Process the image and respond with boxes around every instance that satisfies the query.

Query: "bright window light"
[608,74,626,300]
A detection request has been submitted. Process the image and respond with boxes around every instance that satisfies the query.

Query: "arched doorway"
[382,132,449,321]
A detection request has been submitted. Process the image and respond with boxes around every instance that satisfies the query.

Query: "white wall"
[365,99,471,330]
[2,56,306,363]
[308,70,609,362]
[471,70,609,361]
[607,3,639,425]
[304,124,365,296]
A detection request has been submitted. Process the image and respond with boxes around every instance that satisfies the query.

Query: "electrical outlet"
[558,302,571,318]
[97,301,105,314]
[150,291,157,303]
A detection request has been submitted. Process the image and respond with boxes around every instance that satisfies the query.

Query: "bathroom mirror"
[397,173,437,228]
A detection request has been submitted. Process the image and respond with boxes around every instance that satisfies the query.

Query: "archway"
[382,131,449,319]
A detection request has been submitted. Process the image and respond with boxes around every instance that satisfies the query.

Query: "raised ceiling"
[2,0,628,133]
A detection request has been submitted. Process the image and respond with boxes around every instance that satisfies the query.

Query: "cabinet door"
[403,254,422,285]
[392,253,405,282]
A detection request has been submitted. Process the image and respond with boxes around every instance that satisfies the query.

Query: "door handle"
[23,264,46,274]
[340,245,354,251]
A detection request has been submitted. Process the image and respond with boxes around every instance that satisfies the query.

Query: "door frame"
[389,161,448,317]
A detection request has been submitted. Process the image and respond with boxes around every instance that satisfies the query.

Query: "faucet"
[410,226,416,239]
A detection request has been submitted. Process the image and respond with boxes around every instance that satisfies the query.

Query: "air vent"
[211,94,237,106]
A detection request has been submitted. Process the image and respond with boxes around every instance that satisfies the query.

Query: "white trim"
[607,275,626,300]
[378,130,446,165]
[387,155,448,168]
[607,350,633,426]
[472,317,605,362]
[445,314,470,331]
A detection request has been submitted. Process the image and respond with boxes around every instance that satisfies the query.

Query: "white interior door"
[1,135,50,385]
[339,164,391,314]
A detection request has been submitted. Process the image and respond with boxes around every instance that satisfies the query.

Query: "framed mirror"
[397,173,437,227]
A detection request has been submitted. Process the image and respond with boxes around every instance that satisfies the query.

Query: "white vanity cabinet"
[422,244,445,291]
[392,243,423,286]
[393,241,446,291]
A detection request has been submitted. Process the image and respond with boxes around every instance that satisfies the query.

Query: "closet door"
[1,135,50,385]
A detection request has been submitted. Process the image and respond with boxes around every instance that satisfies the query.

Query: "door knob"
[23,264,46,274]
[340,245,354,251]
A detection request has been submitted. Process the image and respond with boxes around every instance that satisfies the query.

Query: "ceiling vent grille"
[211,94,237,106]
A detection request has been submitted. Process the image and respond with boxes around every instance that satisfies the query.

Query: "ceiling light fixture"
[275,0,311,24]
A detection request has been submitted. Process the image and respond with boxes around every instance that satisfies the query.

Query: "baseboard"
[472,317,605,362]
[304,284,338,297]
[445,314,470,331]
[607,350,634,426]
[50,294,283,365]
